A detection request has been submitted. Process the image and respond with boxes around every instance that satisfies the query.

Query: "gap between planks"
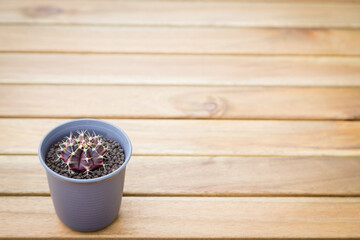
[4,193,360,198]
[3,51,360,58]
[2,117,360,122]
[2,51,360,57]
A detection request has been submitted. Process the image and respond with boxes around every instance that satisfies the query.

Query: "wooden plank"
[1,196,360,238]
[1,26,359,55]
[1,0,360,28]
[2,155,360,196]
[1,85,360,120]
[0,119,359,156]
[1,54,360,87]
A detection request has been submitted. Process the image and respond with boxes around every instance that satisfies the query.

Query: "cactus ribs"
[45,130,125,179]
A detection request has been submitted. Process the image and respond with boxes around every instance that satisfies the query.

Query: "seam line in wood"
[1,51,360,57]
[1,116,360,121]
[2,52,360,58]
[1,153,360,158]
[2,193,360,198]
[1,83,360,89]
[1,22,360,29]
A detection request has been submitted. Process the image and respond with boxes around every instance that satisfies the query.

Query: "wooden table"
[1,0,360,239]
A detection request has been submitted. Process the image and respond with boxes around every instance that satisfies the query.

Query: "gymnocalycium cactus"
[58,130,108,174]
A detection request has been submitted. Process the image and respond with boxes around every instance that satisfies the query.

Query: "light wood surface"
[1,197,360,238]
[1,0,359,238]
[1,25,360,55]
[1,85,360,120]
[1,0,360,28]
[1,118,360,156]
[2,155,360,196]
[1,54,359,87]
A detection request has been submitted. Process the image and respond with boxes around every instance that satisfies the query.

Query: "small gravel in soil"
[45,137,125,179]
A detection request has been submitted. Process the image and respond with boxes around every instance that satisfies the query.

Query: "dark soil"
[45,137,125,179]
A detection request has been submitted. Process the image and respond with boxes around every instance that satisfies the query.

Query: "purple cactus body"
[59,131,107,173]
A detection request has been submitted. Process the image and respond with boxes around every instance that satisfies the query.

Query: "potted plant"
[38,119,132,232]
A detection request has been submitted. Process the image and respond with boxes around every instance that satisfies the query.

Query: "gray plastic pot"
[38,119,132,232]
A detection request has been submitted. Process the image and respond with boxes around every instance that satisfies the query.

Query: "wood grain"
[0,119,359,156]
[1,196,360,238]
[1,54,360,87]
[1,25,359,55]
[1,85,360,120]
[1,0,360,28]
[2,155,360,196]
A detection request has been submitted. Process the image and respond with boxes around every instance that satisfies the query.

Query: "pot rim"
[38,118,132,184]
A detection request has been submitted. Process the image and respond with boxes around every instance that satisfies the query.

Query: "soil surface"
[46,137,125,179]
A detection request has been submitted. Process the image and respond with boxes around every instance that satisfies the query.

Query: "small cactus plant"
[58,130,108,174]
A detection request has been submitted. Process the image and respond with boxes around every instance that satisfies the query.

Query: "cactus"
[58,130,107,174]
